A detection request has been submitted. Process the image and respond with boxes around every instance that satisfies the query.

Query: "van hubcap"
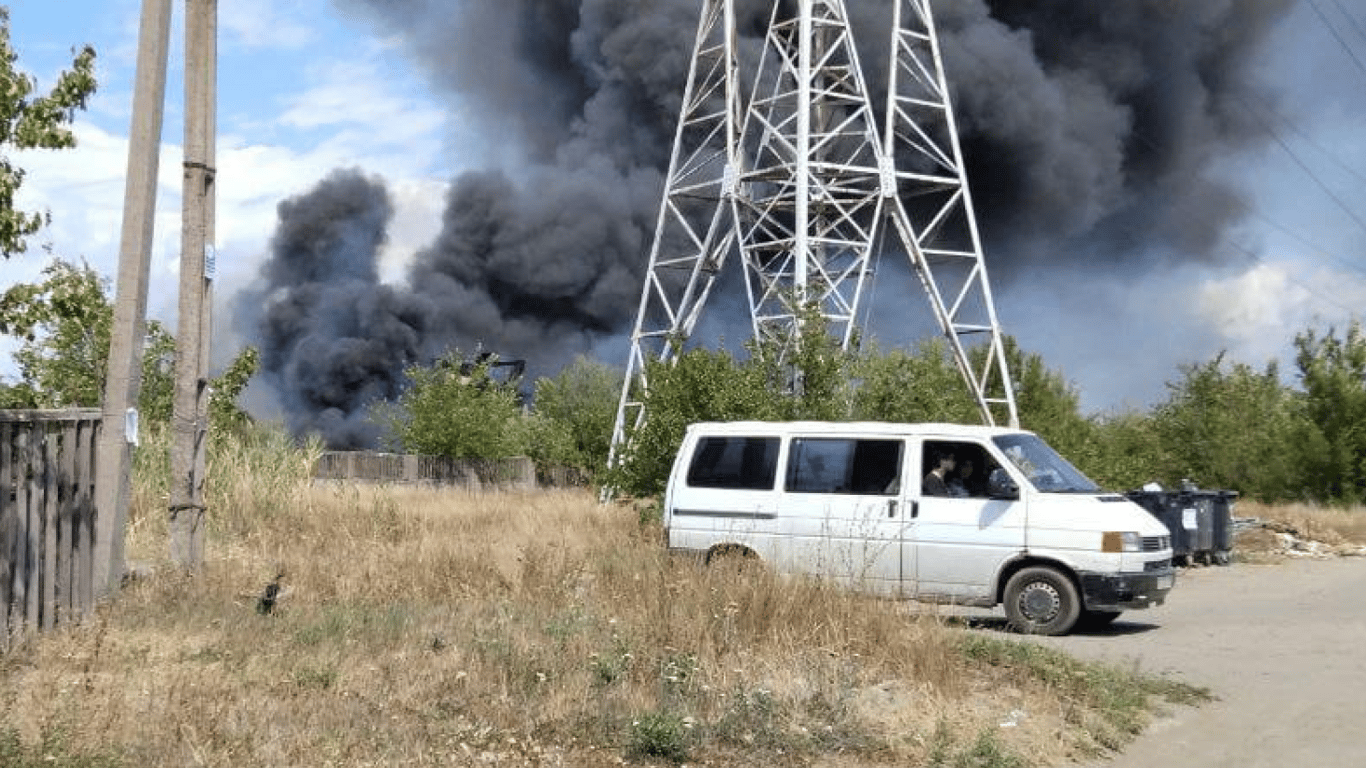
[1020,582,1060,622]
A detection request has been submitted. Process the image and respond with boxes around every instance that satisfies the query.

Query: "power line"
[1330,0,1366,46]
[1231,92,1366,242]
[1239,90,1366,190]
[1307,0,1366,81]
[1247,207,1366,280]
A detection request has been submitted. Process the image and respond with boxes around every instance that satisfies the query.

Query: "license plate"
[1156,574,1174,590]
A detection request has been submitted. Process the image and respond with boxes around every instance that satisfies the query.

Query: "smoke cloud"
[241,0,1296,446]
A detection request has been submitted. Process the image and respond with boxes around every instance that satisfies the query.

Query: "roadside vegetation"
[0,429,1211,768]
[1232,500,1366,562]
[9,257,1366,508]
[0,12,1359,765]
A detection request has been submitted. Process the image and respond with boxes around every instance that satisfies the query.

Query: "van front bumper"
[1078,568,1175,611]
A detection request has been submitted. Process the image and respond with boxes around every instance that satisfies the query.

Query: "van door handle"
[887,499,897,517]
[910,501,919,519]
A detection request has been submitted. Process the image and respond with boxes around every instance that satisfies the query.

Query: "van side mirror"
[988,468,1019,500]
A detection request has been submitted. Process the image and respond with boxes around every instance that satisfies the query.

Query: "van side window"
[786,438,903,495]
[922,440,996,498]
[686,437,781,489]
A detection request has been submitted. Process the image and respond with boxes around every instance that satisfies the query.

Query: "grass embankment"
[1,429,1206,767]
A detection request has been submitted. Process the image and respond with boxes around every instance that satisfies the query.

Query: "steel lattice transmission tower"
[610,0,1018,460]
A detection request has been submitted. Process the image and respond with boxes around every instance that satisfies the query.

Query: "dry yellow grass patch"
[1,477,1198,767]
[1234,500,1366,560]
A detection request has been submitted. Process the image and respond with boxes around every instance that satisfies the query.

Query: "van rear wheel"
[1004,566,1081,636]
[704,544,762,575]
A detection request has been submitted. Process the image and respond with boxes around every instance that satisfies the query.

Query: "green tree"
[1149,355,1304,499]
[747,305,856,421]
[1294,321,1366,503]
[1077,409,1162,492]
[609,345,767,497]
[850,338,978,423]
[530,356,622,476]
[210,345,259,434]
[0,258,259,431]
[388,352,527,459]
[0,259,116,407]
[1,8,97,257]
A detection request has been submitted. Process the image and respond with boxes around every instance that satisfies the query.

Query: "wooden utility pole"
[168,0,217,569]
[94,0,173,595]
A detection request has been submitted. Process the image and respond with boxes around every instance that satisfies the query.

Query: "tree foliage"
[0,258,112,406]
[370,308,1366,507]
[851,338,977,424]
[210,345,259,435]
[0,258,258,435]
[608,345,768,497]
[388,352,526,459]
[529,355,622,476]
[0,259,175,414]
[0,8,97,257]
[1294,321,1366,503]
[1149,355,1304,500]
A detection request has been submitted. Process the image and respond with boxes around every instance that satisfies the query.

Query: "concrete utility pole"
[94,0,173,596]
[168,0,217,569]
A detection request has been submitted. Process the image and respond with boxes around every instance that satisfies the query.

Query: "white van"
[663,421,1175,635]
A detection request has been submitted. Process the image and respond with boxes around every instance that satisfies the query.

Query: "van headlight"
[1101,531,1142,553]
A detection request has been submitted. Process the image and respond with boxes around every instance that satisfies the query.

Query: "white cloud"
[1196,258,1366,369]
[219,0,322,50]
[13,123,183,280]
[277,59,446,149]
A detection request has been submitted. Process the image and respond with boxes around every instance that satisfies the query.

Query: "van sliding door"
[781,437,910,596]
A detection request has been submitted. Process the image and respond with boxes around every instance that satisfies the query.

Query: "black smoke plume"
[243,0,1296,446]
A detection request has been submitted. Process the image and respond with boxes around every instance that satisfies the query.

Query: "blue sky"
[4,0,1366,416]
[5,0,453,348]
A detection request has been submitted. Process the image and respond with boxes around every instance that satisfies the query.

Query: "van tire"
[705,544,761,574]
[1004,566,1081,636]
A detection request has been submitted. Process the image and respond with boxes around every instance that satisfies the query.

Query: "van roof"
[684,421,1032,439]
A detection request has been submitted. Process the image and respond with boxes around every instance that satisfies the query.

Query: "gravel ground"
[956,556,1366,767]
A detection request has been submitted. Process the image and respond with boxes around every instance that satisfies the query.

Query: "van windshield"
[992,434,1101,493]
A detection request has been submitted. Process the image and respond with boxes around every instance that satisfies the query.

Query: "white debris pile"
[1236,518,1366,559]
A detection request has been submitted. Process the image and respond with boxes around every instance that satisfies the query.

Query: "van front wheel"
[1004,567,1080,636]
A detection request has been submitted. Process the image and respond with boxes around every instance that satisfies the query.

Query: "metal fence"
[1,409,101,650]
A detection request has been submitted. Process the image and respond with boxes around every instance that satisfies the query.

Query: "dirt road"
[1008,557,1366,766]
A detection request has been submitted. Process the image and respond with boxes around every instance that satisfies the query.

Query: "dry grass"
[1234,500,1366,561]
[0,431,1206,767]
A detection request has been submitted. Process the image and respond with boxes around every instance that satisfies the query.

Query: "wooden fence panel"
[1,421,12,650]
[15,425,34,635]
[76,418,95,619]
[41,431,58,631]
[57,421,75,625]
[0,410,101,649]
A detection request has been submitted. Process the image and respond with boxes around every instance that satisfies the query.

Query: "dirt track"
[967,557,1366,766]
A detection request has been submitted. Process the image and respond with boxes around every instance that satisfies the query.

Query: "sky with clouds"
[4,0,1366,419]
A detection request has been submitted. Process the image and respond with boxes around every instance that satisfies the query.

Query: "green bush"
[627,710,691,763]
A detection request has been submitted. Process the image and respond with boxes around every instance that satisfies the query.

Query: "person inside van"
[948,457,976,497]
[923,450,955,496]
